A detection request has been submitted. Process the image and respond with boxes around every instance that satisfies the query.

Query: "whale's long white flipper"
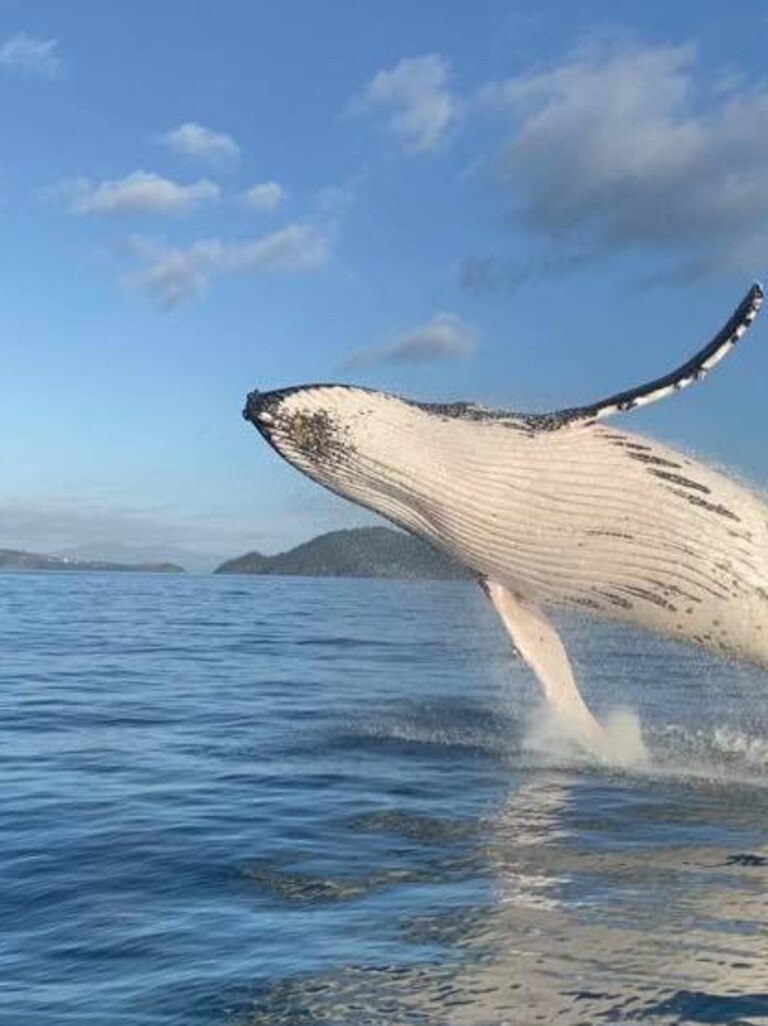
[535,283,763,430]
[482,579,605,747]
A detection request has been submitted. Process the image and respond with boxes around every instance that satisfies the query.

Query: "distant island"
[56,542,219,574]
[0,549,185,573]
[214,526,471,580]
[0,528,472,580]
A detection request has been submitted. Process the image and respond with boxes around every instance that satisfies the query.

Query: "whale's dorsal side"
[527,283,763,431]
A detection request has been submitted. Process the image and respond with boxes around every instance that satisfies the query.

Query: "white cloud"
[163,121,240,163]
[353,54,456,154]
[60,171,220,215]
[347,312,476,367]
[126,223,330,307]
[0,33,60,76]
[481,43,768,275]
[241,181,285,212]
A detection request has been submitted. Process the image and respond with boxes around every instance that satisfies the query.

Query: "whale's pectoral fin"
[481,578,606,745]
[482,580,649,763]
[531,282,763,431]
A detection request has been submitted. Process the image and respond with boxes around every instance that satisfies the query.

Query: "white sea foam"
[522,695,768,789]
[523,703,649,769]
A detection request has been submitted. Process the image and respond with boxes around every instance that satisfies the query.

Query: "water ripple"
[3,573,768,1025]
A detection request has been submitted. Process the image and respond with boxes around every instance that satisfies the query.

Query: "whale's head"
[243,384,448,533]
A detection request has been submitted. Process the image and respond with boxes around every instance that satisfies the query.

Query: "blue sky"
[3,0,768,567]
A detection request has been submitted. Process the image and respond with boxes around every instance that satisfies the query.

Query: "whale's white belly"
[382,420,768,668]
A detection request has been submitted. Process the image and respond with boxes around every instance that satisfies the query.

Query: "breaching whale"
[243,285,764,755]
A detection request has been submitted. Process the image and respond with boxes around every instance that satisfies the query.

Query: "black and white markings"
[413,399,531,432]
[535,282,763,430]
[410,283,763,435]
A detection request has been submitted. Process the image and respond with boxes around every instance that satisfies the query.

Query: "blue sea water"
[3,572,768,1026]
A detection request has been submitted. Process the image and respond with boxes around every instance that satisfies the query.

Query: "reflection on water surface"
[2,573,768,1025]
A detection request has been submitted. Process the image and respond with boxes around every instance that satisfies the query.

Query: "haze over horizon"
[4,0,768,560]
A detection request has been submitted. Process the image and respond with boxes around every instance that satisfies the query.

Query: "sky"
[3,0,768,569]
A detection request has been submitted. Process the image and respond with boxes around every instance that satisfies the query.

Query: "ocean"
[3,571,768,1026]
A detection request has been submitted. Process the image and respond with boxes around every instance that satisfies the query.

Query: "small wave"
[336,711,520,758]
[338,697,768,788]
[647,722,768,786]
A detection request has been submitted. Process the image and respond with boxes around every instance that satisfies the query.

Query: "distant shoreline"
[1,527,470,581]
[0,549,185,574]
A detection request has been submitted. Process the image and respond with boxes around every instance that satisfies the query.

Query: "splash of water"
[523,703,649,769]
[523,699,768,788]
[646,722,768,786]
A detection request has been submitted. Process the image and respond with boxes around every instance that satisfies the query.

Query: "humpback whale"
[243,284,764,755]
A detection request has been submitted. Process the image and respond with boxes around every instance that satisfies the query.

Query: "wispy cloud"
[481,42,768,275]
[163,121,240,163]
[53,171,220,215]
[126,222,330,307]
[352,54,456,154]
[0,33,60,77]
[241,181,285,212]
[457,251,594,293]
[346,312,476,367]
